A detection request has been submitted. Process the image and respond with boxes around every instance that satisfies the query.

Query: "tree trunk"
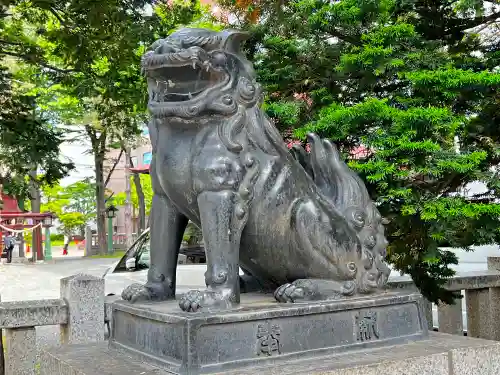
[135,174,146,233]
[87,125,107,255]
[124,147,133,248]
[129,156,146,233]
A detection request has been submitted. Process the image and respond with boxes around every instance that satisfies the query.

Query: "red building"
[0,194,21,214]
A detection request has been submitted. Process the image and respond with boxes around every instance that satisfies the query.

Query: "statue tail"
[291,133,391,292]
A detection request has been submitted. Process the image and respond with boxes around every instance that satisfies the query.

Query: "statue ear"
[219,29,251,54]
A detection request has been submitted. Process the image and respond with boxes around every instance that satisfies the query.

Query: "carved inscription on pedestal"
[256,321,281,356]
[355,311,380,342]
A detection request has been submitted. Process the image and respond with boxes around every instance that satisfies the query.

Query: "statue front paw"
[121,282,175,303]
[121,283,145,302]
[179,289,236,312]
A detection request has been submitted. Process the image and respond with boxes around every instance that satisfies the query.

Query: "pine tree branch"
[0,39,23,46]
[322,30,362,46]
[446,11,500,33]
[48,7,66,26]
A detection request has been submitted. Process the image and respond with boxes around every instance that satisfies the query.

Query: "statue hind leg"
[275,279,356,303]
[179,191,246,312]
[274,198,359,303]
[122,161,188,303]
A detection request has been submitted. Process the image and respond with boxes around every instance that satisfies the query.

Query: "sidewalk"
[23,245,85,262]
[50,245,85,259]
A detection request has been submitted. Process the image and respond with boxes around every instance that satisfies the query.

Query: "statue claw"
[274,282,305,303]
[179,290,204,312]
[274,279,351,303]
[121,282,175,303]
[179,289,236,312]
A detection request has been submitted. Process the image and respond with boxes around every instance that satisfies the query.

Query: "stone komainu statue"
[122,28,391,312]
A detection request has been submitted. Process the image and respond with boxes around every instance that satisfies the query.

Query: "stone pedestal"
[39,290,500,375]
[41,332,500,375]
[108,291,428,374]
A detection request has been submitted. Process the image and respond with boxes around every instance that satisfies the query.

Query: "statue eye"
[351,211,365,228]
[211,52,227,68]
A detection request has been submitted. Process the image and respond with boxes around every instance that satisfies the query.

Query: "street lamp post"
[106,205,118,254]
[43,214,53,261]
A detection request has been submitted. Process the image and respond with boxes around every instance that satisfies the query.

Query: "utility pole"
[29,168,43,262]
[124,146,133,248]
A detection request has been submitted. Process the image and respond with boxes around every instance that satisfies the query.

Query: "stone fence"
[89,233,139,252]
[388,256,500,340]
[4,260,500,374]
[0,274,104,375]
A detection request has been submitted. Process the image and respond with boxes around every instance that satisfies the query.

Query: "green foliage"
[50,233,63,241]
[57,211,86,234]
[40,179,96,234]
[0,66,73,196]
[183,221,203,245]
[63,178,97,220]
[222,0,500,303]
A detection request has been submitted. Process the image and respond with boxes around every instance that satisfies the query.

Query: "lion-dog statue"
[122,28,391,312]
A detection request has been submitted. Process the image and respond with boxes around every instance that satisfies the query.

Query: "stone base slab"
[109,291,428,374]
[41,333,500,375]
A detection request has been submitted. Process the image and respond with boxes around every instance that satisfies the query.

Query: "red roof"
[1,194,21,213]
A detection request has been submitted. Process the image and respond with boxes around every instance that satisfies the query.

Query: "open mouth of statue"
[146,63,225,104]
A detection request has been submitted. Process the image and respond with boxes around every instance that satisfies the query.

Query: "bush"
[51,233,64,242]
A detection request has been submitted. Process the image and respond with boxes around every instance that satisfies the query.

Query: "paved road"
[0,258,115,301]
[0,258,117,352]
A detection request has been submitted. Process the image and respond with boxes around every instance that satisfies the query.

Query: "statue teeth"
[192,61,196,69]
[188,92,193,99]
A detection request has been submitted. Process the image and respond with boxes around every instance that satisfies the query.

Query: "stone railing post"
[59,274,105,344]
[422,298,434,330]
[465,288,490,339]
[84,226,92,256]
[487,256,500,272]
[487,256,500,340]
[437,299,463,335]
[4,327,36,375]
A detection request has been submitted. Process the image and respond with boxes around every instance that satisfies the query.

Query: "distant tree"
[0,66,73,204]
[64,179,97,235]
[40,179,96,236]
